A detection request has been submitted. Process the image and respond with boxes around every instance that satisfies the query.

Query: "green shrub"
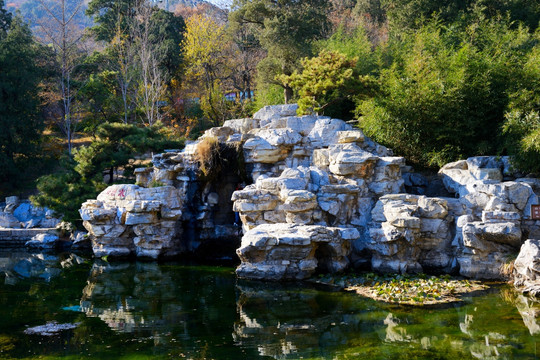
[356,18,537,167]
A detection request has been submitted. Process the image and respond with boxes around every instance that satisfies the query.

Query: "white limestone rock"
[4,196,19,213]
[307,118,352,147]
[514,239,540,296]
[337,130,365,144]
[80,185,183,259]
[328,144,378,177]
[253,104,298,124]
[0,212,21,228]
[25,233,60,249]
[261,115,319,136]
[236,223,357,280]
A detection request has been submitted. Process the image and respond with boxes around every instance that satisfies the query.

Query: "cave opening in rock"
[314,243,334,274]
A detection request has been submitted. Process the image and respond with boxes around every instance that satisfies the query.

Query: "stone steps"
[0,228,56,248]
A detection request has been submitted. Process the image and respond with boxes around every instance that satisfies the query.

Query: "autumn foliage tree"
[182,13,231,125]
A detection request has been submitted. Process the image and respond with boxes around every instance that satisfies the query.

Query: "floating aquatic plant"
[314,273,488,306]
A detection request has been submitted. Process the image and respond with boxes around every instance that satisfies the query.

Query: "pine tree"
[0,15,44,194]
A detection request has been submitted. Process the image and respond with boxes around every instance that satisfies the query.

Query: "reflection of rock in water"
[514,295,540,335]
[233,282,356,359]
[80,262,183,334]
[383,313,411,343]
[0,252,85,284]
[233,283,540,359]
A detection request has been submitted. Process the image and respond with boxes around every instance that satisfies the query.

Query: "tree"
[109,23,138,124]
[502,44,540,174]
[230,0,331,103]
[0,0,11,34]
[182,13,230,125]
[0,15,44,194]
[32,122,184,223]
[352,0,540,32]
[132,2,167,125]
[78,68,123,131]
[228,12,263,104]
[37,0,87,154]
[356,19,537,167]
[280,50,359,117]
[149,8,185,83]
[86,0,138,42]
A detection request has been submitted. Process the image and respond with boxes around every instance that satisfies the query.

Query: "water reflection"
[0,251,85,283]
[514,294,540,335]
[76,260,246,358]
[2,252,540,359]
[81,262,180,333]
[234,282,540,359]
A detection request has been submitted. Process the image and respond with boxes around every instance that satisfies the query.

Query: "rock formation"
[80,184,184,259]
[79,104,540,282]
[0,196,64,249]
[0,196,61,229]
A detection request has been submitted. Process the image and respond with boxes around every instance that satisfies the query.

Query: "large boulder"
[368,194,455,274]
[236,223,358,281]
[514,239,540,296]
[80,185,183,259]
[0,212,21,228]
[25,233,60,250]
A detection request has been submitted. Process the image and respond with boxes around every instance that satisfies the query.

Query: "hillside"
[6,0,212,34]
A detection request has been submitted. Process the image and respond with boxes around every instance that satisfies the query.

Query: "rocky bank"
[79,104,540,287]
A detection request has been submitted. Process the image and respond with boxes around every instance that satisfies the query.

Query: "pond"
[1,251,540,359]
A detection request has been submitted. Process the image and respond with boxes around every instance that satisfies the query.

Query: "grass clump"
[149,180,166,188]
[195,136,247,183]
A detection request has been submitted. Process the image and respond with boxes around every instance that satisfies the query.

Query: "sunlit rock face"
[368,194,458,274]
[438,157,539,279]
[232,105,405,280]
[236,224,356,280]
[79,104,540,280]
[80,185,184,259]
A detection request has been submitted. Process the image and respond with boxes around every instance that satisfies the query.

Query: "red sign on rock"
[532,205,540,220]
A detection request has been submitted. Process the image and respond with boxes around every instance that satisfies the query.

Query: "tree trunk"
[284,85,293,104]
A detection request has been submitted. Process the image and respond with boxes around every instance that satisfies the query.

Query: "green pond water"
[1,252,540,359]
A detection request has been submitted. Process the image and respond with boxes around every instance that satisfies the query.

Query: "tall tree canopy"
[150,8,185,82]
[0,0,11,34]
[354,0,540,31]
[0,15,44,194]
[86,0,138,42]
[230,0,331,103]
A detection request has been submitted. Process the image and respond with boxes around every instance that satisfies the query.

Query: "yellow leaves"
[182,14,228,81]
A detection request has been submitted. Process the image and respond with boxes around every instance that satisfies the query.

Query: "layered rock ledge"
[78,104,540,284]
[80,185,183,259]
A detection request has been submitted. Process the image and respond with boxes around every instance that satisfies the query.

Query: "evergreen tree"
[86,0,138,42]
[149,9,185,82]
[0,0,11,34]
[0,15,44,194]
[33,122,184,223]
[230,0,331,103]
